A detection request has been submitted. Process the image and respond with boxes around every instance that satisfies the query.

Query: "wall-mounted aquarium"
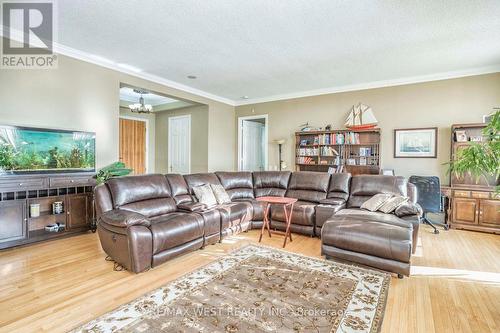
[0,125,96,174]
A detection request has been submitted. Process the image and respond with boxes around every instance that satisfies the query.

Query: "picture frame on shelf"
[394,127,437,158]
[455,130,468,142]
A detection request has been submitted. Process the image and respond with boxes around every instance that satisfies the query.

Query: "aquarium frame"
[0,125,96,175]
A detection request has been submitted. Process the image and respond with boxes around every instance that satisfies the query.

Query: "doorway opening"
[238,115,268,171]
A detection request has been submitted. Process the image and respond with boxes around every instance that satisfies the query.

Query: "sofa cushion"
[348,175,408,208]
[184,173,222,193]
[285,171,330,203]
[165,174,193,204]
[234,198,266,221]
[315,203,345,228]
[211,184,231,204]
[120,198,178,218]
[395,202,423,217]
[271,200,315,226]
[150,212,204,254]
[107,174,172,207]
[334,209,414,229]
[218,201,252,229]
[193,184,217,207]
[253,171,291,197]
[360,193,393,212]
[215,171,254,200]
[378,196,408,214]
[322,216,412,263]
[327,173,351,200]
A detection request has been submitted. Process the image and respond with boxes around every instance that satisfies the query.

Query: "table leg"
[259,202,271,242]
[283,203,294,248]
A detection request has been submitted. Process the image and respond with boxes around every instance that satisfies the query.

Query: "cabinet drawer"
[471,191,489,199]
[0,178,47,191]
[453,190,470,198]
[49,176,95,188]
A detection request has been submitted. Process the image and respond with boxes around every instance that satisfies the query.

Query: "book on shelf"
[359,157,367,166]
[297,147,319,156]
[296,156,315,164]
[306,132,361,146]
[320,146,339,156]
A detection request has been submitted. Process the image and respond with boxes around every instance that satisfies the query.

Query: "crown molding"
[53,43,236,106]
[234,66,500,106]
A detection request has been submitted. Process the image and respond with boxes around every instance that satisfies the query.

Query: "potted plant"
[94,161,133,185]
[447,110,499,193]
[90,162,133,232]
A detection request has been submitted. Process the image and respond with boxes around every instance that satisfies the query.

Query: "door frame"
[119,115,149,173]
[238,114,268,171]
[168,114,191,174]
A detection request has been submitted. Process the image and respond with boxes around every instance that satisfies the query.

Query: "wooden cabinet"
[67,194,90,229]
[0,200,27,243]
[448,123,499,234]
[0,173,95,249]
[450,190,500,234]
[479,200,500,227]
[453,198,478,224]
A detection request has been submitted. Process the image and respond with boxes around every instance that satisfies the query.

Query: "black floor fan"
[409,176,449,234]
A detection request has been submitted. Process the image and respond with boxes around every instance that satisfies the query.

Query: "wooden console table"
[0,173,96,249]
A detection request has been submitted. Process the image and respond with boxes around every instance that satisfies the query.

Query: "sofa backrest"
[106,174,177,217]
[165,174,193,204]
[285,171,330,203]
[327,173,351,201]
[253,171,291,197]
[215,171,254,200]
[348,175,408,208]
[183,173,222,194]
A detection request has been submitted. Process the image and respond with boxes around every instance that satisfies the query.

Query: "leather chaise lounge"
[95,171,421,277]
[320,175,420,277]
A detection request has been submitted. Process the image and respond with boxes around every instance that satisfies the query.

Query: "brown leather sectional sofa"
[95,171,420,277]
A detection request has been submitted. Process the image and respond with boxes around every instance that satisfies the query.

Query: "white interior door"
[168,115,191,174]
[241,120,265,171]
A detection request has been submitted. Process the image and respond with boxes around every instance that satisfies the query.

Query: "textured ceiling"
[58,0,500,104]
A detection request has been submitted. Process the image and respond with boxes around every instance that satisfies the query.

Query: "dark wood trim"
[393,127,438,158]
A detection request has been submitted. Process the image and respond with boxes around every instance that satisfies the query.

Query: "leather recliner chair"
[95,174,205,273]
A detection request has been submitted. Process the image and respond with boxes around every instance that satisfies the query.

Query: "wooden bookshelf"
[295,128,380,175]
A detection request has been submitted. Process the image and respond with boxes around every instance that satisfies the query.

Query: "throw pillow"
[378,196,408,214]
[210,184,231,204]
[395,202,423,217]
[360,193,393,212]
[192,184,217,207]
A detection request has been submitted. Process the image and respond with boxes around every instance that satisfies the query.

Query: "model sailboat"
[345,103,378,130]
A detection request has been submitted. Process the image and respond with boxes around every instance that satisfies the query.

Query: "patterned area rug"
[73,245,390,333]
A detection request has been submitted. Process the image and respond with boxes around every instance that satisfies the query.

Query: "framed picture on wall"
[394,127,437,158]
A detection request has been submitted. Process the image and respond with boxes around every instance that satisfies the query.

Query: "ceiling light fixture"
[187,75,197,79]
[241,96,249,99]
[129,89,153,114]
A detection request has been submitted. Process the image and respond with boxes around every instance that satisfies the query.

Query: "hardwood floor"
[0,226,499,333]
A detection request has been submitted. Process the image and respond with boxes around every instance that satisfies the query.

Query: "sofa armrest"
[394,202,422,218]
[319,198,346,206]
[177,202,207,212]
[100,209,150,228]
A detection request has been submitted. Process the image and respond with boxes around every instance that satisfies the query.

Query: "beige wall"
[119,107,156,172]
[155,105,209,173]
[0,54,236,171]
[235,73,500,184]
